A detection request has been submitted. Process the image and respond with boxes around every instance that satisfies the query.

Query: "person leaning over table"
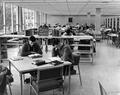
[18,36,43,83]
[20,35,43,56]
[59,39,76,75]
[52,38,60,57]
[52,39,76,75]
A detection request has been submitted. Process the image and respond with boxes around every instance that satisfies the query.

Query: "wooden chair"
[30,65,64,95]
[72,53,82,86]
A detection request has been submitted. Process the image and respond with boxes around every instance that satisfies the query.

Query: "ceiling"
[2,0,120,15]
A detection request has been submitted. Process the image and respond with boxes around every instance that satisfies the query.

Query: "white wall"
[47,15,96,26]
[47,14,120,27]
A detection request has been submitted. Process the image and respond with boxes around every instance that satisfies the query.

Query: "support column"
[22,8,25,32]
[42,12,44,25]
[87,12,91,26]
[18,6,23,33]
[43,12,45,24]
[34,11,40,28]
[41,12,44,25]
[3,2,6,34]
[106,18,108,28]
[119,17,120,30]
[40,12,42,25]
[11,4,14,33]
[16,6,19,33]
[95,8,101,34]
[110,18,112,28]
[115,17,117,31]
[45,13,47,24]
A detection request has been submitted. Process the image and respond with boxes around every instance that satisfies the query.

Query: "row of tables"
[0,34,94,95]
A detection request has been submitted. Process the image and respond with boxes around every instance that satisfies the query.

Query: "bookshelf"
[71,37,94,64]
[0,38,8,63]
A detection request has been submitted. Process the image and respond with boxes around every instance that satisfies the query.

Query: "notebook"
[48,57,63,66]
[10,56,23,61]
[32,59,46,66]
[51,60,63,66]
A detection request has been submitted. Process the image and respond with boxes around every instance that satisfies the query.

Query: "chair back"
[98,81,108,95]
[37,66,63,81]
[72,53,80,65]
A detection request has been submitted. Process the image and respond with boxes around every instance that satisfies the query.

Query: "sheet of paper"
[10,56,23,61]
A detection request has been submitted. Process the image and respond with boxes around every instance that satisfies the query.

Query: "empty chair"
[30,65,64,95]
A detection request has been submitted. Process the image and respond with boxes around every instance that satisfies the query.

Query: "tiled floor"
[5,40,120,95]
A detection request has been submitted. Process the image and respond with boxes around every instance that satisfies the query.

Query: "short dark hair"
[29,36,36,42]
[53,38,60,46]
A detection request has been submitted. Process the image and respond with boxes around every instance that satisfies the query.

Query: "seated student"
[52,39,60,57]
[58,39,76,75]
[19,36,43,83]
[62,26,75,36]
[20,36,43,56]
[85,27,96,53]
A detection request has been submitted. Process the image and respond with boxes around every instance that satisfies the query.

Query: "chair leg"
[53,89,55,95]
[64,68,67,80]
[77,65,82,86]
[8,84,12,95]
[30,86,31,95]
[62,86,64,95]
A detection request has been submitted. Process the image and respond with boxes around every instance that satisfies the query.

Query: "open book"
[10,56,23,61]
[48,57,63,66]
[32,59,46,66]
[48,57,62,61]
[28,53,42,58]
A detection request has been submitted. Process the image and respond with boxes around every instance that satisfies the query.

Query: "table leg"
[9,61,11,72]
[68,65,71,95]
[20,73,23,95]
[45,38,48,53]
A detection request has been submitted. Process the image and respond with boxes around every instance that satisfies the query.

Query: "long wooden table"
[0,34,93,39]
[8,56,72,95]
[0,35,93,63]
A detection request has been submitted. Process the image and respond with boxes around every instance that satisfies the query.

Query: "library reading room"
[1,0,120,95]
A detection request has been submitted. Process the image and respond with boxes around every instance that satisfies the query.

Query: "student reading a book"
[19,36,43,83]
[59,39,76,75]
[52,39,76,75]
[52,38,60,57]
[20,36,43,56]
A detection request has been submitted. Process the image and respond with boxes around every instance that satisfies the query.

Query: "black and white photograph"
[0,0,120,95]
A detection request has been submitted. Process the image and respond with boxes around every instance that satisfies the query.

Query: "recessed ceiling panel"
[3,0,120,15]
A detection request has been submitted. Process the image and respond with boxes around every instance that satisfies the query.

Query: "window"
[0,3,3,34]
[68,17,73,23]
[5,3,11,34]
